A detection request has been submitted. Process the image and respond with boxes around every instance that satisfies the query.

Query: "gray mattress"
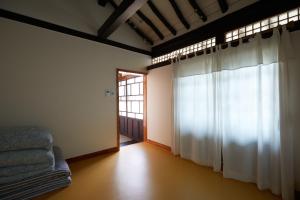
[0,146,71,200]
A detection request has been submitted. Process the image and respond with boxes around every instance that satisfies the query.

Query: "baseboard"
[146,139,171,152]
[66,147,119,163]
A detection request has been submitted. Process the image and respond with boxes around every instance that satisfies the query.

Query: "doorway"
[117,69,147,147]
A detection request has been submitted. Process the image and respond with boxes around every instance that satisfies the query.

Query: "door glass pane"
[119,86,125,96]
[132,101,139,113]
[132,83,139,95]
[119,101,126,111]
[127,85,131,95]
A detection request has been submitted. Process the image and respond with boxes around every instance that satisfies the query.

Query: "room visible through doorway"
[117,70,146,147]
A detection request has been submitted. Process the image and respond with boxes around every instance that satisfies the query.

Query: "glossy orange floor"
[36,142,280,200]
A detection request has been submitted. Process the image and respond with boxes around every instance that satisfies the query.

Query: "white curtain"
[173,29,295,200]
[173,52,222,171]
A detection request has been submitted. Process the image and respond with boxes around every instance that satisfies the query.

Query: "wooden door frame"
[116,68,148,149]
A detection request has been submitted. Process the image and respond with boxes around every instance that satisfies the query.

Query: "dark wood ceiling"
[98,0,300,59]
[0,0,299,57]
[98,0,258,46]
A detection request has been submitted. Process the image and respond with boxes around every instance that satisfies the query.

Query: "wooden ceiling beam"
[136,10,165,40]
[217,0,229,13]
[169,0,190,29]
[107,0,164,41]
[98,0,148,38]
[147,0,177,35]
[188,0,207,22]
[107,0,154,45]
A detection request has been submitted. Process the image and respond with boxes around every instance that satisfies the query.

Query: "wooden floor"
[36,143,280,200]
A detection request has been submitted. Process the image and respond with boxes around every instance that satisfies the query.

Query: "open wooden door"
[117,69,147,147]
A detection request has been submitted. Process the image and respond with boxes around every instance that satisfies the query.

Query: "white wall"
[0,18,150,159]
[0,0,151,50]
[147,65,173,147]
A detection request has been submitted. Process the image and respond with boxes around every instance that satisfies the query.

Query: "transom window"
[226,7,300,42]
[152,37,216,65]
[151,7,300,66]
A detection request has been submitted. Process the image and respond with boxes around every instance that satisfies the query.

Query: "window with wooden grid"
[152,37,216,65]
[118,76,144,119]
[225,7,300,42]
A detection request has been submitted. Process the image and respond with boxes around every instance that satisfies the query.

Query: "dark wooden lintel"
[147,60,172,70]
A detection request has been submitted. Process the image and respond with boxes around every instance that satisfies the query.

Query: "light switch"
[105,89,114,96]
[105,89,111,96]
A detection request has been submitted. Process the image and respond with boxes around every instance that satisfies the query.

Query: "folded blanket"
[1,176,71,200]
[0,163,52,177]
[0,146,71,194]
[0,166,54,184]
[0,173,68,194]
[0,126,53,151]
[0,149,55,184]
[0,149,54,167]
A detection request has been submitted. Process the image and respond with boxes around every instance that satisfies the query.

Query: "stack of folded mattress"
[0,127,71,200]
